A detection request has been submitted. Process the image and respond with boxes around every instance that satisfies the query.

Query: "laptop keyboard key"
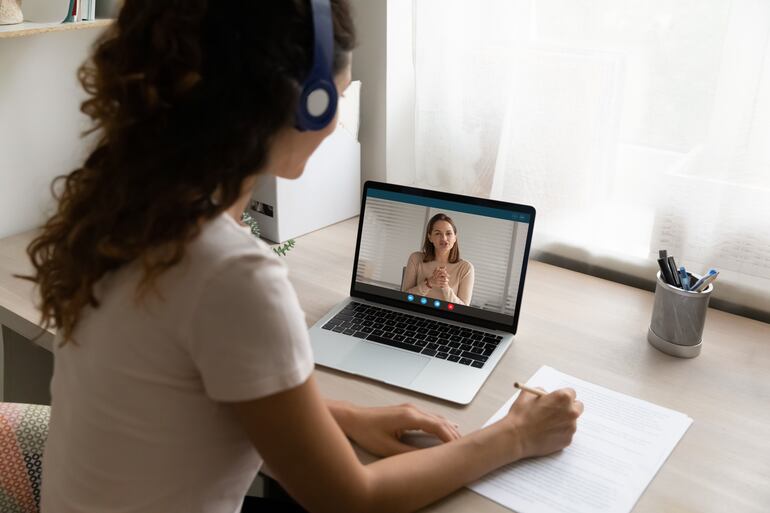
[461,351,488,362]
[366,334,422,353]
[330,304,506,368]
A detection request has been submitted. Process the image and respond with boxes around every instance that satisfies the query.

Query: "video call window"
[354,189,531,324]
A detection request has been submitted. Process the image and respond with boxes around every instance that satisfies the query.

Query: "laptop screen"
[351,183,535,333]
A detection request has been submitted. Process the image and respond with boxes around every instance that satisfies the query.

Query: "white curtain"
[410,0,770,316]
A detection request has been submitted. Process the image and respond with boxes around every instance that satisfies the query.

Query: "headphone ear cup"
[296,78,338,131]
[295,0,337,132]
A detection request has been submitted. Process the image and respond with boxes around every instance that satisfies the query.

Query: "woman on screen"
[403,213,475,305]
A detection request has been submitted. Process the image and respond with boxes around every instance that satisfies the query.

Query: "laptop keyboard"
[321,302,504,369]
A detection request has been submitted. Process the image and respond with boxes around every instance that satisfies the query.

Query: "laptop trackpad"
[340,342,429,386]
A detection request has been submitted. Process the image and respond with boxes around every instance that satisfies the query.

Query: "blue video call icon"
[420,297,428,305]
[407,294,414,302]
[433,300,441,308]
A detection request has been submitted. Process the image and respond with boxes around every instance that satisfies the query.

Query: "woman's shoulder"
[194,213,274,258]
[185,213,282,283]
[457,259,474,271]
[408,251,424,263]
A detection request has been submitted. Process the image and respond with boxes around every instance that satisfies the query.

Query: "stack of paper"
[469,366,692,513]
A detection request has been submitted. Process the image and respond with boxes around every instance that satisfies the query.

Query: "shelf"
[0,19,112,39]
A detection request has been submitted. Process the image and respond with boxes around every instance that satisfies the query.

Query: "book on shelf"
[64,0,97,23]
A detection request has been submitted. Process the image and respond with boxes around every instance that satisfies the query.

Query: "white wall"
[351,0,416,188]
[0,29,102,239]
[385,0,416,186]
[350,0,387,185]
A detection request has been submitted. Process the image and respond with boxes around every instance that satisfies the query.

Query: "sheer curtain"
[409,0,770,318]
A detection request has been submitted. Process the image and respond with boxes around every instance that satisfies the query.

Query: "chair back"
[0,403,50,513]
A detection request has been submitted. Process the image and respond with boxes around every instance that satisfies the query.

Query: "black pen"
[657,250,675,285]
[666,256,681,287]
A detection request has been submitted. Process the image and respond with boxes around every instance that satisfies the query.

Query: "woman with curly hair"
[29,1,582,512]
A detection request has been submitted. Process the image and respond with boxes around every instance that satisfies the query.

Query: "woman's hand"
[500,388,583,459]
[429,267,450,290]
[328,400,461,457]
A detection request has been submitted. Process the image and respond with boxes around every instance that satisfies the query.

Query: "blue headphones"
[295,0,338,131]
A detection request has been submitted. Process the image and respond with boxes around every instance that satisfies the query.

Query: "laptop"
[309,181,536,404]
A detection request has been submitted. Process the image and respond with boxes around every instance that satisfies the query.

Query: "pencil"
[514,382,546,397]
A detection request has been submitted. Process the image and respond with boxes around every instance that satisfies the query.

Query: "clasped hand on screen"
[428,267,450,290]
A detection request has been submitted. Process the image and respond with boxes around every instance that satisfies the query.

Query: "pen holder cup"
[648,271,712,358]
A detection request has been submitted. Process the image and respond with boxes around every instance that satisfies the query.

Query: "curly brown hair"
[21,0,356,345]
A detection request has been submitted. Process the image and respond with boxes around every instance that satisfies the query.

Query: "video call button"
[420,297,428,305]
[433,300,441,308]
[407,294,414,302]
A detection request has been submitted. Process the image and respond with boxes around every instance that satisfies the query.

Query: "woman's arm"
[456,262,475,305]
[403,254,430,295]
[437,264,474,305]
[227,376,582,513]
[439,285,464,305]
[325,399,460,456]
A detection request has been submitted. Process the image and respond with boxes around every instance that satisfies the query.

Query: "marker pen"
[691,269,719,292]
[667,256,681,287]
[658,257,675,285]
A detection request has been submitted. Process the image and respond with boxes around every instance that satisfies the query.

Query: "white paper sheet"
[469,366,692,513]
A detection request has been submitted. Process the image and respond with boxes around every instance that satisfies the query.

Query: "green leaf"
[241,210,296,257]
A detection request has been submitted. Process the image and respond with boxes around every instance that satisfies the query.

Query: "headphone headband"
[295,0,338,131]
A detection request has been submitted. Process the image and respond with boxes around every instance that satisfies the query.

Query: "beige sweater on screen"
[401,251,475,305]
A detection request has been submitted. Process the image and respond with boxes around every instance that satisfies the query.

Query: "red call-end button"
[447,303,455,311]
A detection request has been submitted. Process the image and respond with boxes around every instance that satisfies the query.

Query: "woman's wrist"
[477,420,524,467]
[326,399,358,434]
[424,278,432,289]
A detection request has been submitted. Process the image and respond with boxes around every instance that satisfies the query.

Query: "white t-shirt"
[41,212,315,513]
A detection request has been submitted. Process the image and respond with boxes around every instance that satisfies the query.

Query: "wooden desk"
[1,218,769,512]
